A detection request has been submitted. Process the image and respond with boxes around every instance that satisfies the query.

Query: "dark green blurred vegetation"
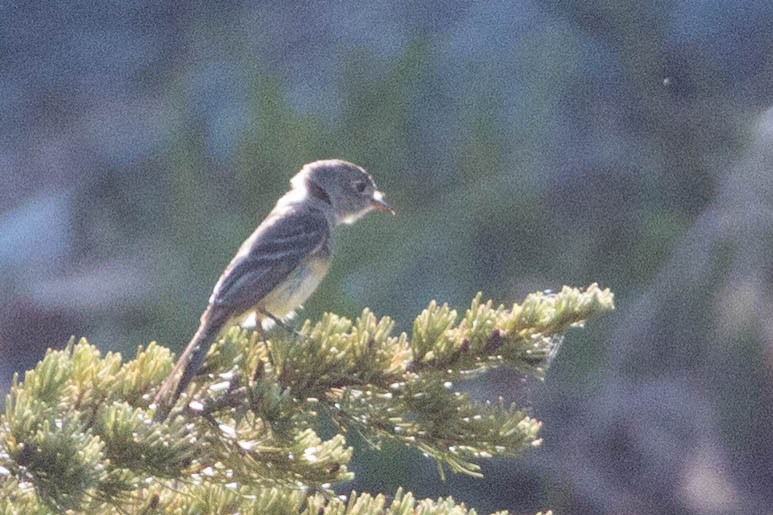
[2,1,773,512]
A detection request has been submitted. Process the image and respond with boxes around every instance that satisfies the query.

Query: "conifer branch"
[0,284,612,513]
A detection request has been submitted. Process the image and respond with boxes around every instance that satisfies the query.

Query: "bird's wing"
[209,206,330,313]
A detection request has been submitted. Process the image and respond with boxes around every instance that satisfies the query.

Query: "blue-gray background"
[3,2,773,513]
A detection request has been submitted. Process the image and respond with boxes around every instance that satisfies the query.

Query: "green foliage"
[0,286,612,513]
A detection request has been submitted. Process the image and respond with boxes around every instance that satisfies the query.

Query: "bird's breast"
[260,254,331,318]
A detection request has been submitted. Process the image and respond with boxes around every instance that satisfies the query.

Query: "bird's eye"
[354,180,367,193]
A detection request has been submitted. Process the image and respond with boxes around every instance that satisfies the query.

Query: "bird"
[153,159,394,419]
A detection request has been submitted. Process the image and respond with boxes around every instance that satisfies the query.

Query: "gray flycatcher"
[154,159,393,419]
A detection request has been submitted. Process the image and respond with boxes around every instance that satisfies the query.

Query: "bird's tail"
[153,305,229,421]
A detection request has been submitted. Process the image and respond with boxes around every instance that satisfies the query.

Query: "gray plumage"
[153,159,392,419]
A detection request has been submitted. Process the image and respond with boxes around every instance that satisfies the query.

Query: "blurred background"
[3,1,773,513]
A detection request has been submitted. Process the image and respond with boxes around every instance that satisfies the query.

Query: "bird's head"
[292,159,394,225]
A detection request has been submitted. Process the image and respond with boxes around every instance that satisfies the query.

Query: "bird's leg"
[258,309,304,338]
[250,316,274,375]
[256,309,309,377]
[255,309,299,370]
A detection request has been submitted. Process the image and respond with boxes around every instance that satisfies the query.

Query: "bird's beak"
[371,190,395,215]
